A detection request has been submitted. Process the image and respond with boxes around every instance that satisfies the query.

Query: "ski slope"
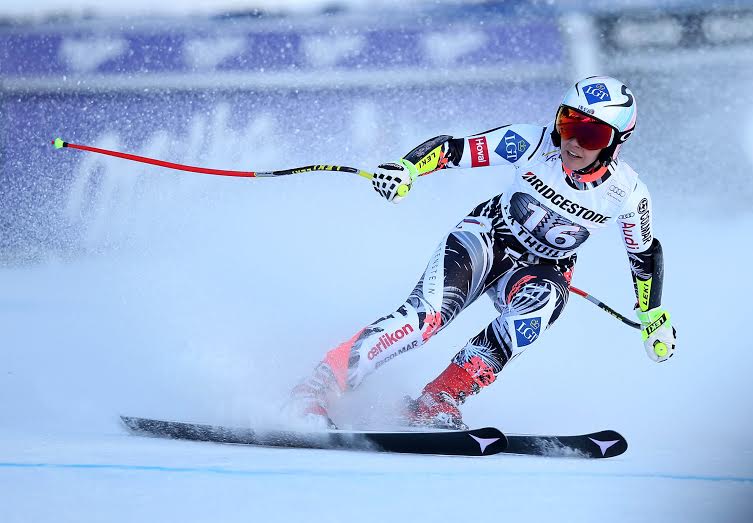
[2,4,753,522]
[2,157,753,521]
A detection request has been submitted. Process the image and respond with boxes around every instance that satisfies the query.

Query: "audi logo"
[609,185,626,197]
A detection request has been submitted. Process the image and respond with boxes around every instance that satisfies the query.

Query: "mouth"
[566,149,582,159]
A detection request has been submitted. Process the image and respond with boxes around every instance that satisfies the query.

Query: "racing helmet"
[552,76,637,180]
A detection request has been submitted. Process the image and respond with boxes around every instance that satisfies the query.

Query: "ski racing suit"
[292,123,665,421]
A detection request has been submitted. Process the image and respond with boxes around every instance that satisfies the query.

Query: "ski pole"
[569,286,640,330]
[54,139,637,333]
[52,138,376,180]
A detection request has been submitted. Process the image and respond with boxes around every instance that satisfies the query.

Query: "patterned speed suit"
[297,122,663,409]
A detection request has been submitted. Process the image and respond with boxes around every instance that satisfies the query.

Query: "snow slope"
[2,6,753,523]
[2,154,753,521]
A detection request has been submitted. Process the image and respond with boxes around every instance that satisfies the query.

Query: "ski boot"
[282,363,339,430]
[405,362,478,430]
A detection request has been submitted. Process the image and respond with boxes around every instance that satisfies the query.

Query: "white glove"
[636,307,676,363]
[371,159,418,203]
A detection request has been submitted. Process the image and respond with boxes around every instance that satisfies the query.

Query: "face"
[560,136,602,171]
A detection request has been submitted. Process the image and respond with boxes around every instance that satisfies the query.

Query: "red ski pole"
[52,137,375,180]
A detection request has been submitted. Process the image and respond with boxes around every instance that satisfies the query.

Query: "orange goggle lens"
[556,107,615,150]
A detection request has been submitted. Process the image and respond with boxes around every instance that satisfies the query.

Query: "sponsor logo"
[583,82,611,104]
[608,185,626,198]
[367,323,415,360]
[621,221,639,249]
[521,172,611,224]
[641,287,651,309]
[637,198,651,244]
[618,212,635,219]
[470,136,490,167]
[495,130,530,163]
[416,147,439,172]
[646,314,667,336]
[577,105,595,115]
[469,434,501,454]
[514,317,541,348]
[588,437,621,457]
[374,340,419,369]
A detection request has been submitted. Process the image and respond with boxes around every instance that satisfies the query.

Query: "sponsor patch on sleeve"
[494,130,530,163]
[469,136,490,167]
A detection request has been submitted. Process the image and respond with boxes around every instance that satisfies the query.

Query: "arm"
[372,124,546,202]
[402,124,548,175]
[618,180,662,310]
[617,181,676,362]
[627,239,664,312]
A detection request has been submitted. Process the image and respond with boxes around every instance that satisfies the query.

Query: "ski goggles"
[556,106,615,150]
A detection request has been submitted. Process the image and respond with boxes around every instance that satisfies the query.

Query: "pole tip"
[53,138,65,149]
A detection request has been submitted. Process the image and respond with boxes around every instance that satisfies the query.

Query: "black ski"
[120,416,626,458]
[121,416,507,456]
[505,430,627,459]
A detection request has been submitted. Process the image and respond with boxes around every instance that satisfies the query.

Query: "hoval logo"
[514,317,541,347]
[495,130,530,163]
[583,83,611,104]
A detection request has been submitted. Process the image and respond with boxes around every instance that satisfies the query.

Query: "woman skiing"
[287,76,677,429]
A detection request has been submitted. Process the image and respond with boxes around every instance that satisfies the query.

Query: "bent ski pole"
[52,138,375,180]
[569,286,640,330]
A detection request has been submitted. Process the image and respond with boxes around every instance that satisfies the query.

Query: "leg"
[287,196,514,424]
[413,260,574,427]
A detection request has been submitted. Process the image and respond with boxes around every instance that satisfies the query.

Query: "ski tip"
[585,429,628,458]
[52,138,66,149]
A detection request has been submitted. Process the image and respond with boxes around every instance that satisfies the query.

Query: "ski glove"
[372,159,419,203]
[636,306,676,363]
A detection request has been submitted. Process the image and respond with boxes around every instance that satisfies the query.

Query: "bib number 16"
[523,203,581,248]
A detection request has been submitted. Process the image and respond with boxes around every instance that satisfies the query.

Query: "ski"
[121,416,507,456]
[120,416,627,458]
[505,430,627,459]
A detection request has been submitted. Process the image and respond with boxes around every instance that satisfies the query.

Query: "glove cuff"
[636,307,671,341]
[399,158,419,182]
[635,307,666,324]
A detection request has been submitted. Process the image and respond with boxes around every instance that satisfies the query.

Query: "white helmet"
[553,75,637,167]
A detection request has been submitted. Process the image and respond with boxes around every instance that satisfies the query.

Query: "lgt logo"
[495,130,530,164]
[513,317,541,347]
[583,83,611,105]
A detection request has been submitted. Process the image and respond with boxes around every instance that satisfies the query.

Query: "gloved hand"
[636,307,676,362]
[371,159,418,203]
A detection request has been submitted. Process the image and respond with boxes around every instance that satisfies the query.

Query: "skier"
[286,76,677,429]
